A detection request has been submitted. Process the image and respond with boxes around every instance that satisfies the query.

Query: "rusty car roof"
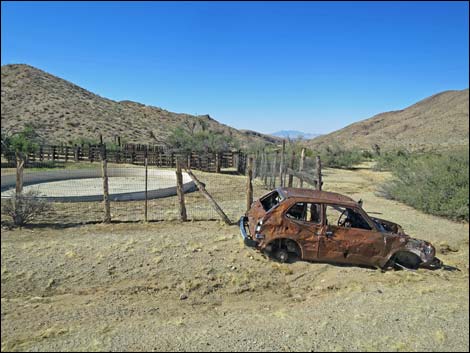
[277,187,359,207]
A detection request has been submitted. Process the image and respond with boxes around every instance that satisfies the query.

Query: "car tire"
[274,248,289,263]
[393,251,421,270]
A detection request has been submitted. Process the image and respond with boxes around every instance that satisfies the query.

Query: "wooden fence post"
[185,169,231,225]
[215,152,221,173]
[15,152,24,195]
[288,151,295,187]
[279,140,285,187]
[144,148,149,222]
[271,151,279,189]
[246,157,253,212]
[299,148,306,188]
[101,145,111,223]
[315,155,323,191]
[176,158,188,221]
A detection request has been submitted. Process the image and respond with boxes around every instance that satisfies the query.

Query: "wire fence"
[250,150,321,189]
[1,144,322,227]
[0,157,268,226]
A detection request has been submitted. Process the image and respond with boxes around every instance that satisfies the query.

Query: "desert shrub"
[373,149,411,171]
[166,127,237,156]
[316,145,364,169]
[1,190,52,226]
[379,149,469,221]
[1,125,40,160]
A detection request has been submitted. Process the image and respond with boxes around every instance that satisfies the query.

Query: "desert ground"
[1,166,469,352]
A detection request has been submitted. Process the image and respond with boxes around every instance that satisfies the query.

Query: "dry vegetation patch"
[1,167,468,351]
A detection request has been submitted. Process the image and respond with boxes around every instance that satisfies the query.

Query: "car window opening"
[260,191,284,211]
[286,202,321,224]
[326,205,371,230]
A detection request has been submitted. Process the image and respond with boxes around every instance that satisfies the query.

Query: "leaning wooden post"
[288,151,295,187]
[144,148,149,222]
[299,148,306,188]
[279,140,286,187]
[315,155,323,191]
[176,158,188,222]
[246,157,253,212]
[185,169,231,225]
[101,144,111,223]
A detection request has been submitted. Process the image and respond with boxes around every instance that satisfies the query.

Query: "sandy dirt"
[1,167,468,352]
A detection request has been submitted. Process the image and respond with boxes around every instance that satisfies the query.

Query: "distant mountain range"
[271,130,322,140]
[1,64,279,146]
[307,89,469,151]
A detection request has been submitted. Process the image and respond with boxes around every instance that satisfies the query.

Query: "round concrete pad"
[1,168,196,202]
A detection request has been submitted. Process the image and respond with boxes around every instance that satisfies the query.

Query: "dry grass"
[1,164,468,351]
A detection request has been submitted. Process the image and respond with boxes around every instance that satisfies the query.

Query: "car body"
[240,187,441,270]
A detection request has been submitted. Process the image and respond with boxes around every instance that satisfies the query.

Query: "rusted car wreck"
[240,187,442,270]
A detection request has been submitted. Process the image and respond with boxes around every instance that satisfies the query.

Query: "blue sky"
[2,1,469,134]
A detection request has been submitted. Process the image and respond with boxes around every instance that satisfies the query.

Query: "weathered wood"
[288,151,295,187]
[299,148,306,188]
[215,152,221,173]
[101,146,111,223]
[144,150,149,222]
[252,152,258,179]
[279,140,286,187]
[315,155,323,191]
[271,151,279,189]
[246,157,253,212]
[287,168,318,188]
[261,152,268,186]
[15,152,24,195]
[185,168,231,225]
[176,159,188,222]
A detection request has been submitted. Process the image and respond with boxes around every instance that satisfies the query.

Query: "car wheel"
[274,248,289,263]
[393,252,421,270]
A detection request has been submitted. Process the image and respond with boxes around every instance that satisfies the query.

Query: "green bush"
[316,145,364,169]
[379,149,469,222]
[373,149,411,171]
[166,127,237,156]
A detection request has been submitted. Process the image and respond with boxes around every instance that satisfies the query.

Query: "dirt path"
[1,167,468,352]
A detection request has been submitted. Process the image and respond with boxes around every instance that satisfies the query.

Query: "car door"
[318,204,385,266]
[284,201,323,261]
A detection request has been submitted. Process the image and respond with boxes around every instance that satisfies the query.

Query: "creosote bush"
[378,149,469,222]
[315,145,364,169]
[1,190,52,226]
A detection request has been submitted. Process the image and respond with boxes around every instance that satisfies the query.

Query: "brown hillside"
[308,89,469,151]
[1,64,279,146]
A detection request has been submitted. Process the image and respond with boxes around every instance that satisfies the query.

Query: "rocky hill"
[308,89,469,151]
[1,64,279,147]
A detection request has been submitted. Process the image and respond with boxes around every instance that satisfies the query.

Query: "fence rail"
[1,144,246,173]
